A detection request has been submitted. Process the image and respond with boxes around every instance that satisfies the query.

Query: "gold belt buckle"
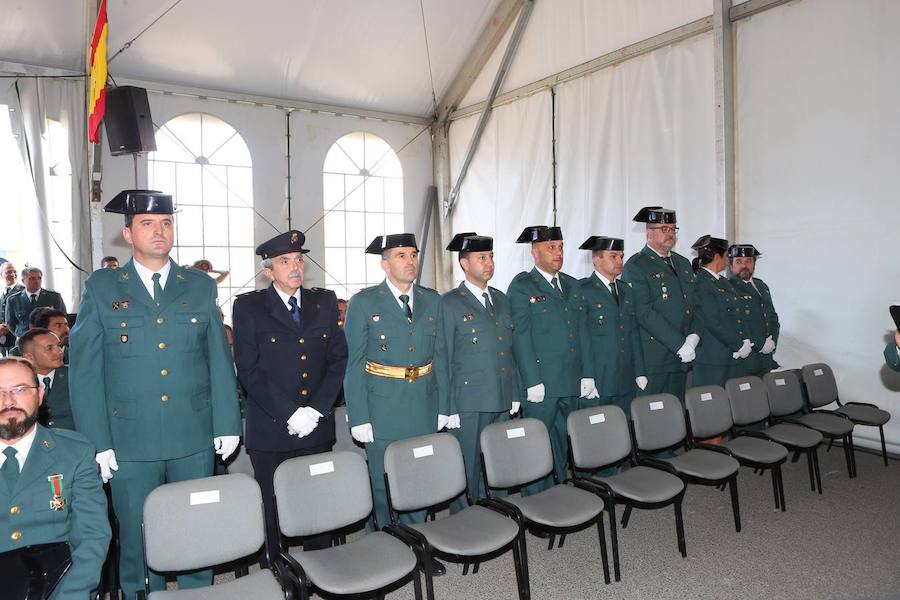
[404,365,418,383]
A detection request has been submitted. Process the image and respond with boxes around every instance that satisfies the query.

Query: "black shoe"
[428,557,446,576]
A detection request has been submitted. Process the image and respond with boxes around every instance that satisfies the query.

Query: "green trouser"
[691,363,731,388]
[365,438,427,530]
[111,448,214,598]
[638,371,687,401]
[450,411,509,514]
[522,395,578,495]
[578,393,634,475]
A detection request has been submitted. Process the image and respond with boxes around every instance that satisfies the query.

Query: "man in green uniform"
[4,267,67,338]
[19,328,73,430]
[436,233,519,511]
[69,189,241,597]
[507,226,590,490]
[622,207,699,401]
[0,356,110,598]
[343,233,452,574]
[578,236,647,414]
[727,244,780,377]
[0,262,23,356]
[886,331,900,371]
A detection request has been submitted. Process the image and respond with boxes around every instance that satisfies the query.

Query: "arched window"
[148,113,254,322]
[322,132,403,299]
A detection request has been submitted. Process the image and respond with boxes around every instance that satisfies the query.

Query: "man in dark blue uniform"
[232,230,348,560]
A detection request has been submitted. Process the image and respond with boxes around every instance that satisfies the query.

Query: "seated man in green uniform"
[0,262,23,356]
[18,328,73,430]
[507,226,590,491]
[887,330,900,371]
[0,356,110,598]
[727,244,780,377]
[436,233,520,512]
[342,233,453,575]
[622,207,699,401]
[69,189,241,597]
[578,236,647,415]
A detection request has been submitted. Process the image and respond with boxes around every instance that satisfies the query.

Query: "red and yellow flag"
[88,0,108,143]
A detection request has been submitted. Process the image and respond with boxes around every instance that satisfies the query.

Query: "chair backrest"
[724,376,770,426]
[801,363,838,408]
[630,394,685,452]
[567,405,631,470]
[332,406,366,458]
[384,433,466,512]
[684,385,733,438]
[143,474,264,573]
[762,371,804,416]
[480,418,553,489]
[273,450,371,538]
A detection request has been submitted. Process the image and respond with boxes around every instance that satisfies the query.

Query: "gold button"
[161,394,169,402]
[299,338,305,344]
[501,368,507,373]
[48,421,55,427]
[191,317,198,323]
[120,322,127,328]
[160,369,169,376]
[408,347,415,352]
[498,336,503,341]
[158,342,167,349]
[11,531,21,541]
[300,354,307,361]
[156,317,165,324]
[322,333,328,338]
[302,373,309,379]
[271,337,276,343]
[499,352,505,357]
[112,409,118,416]
[464,380,468,385]
[10,505,20,515]
[301,389,309,396]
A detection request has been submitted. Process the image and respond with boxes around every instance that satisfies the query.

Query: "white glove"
[214,435,240,460]
[438,414,450,430]
[635,376,648,390]
[351,423,374,444]
[760,336,776,354]
[447,414,460,429]
[676,341,696,363]
[510,401,521,415]
[580,378,600,399]
[732,338,753,360]
[95,449,119,483]
[526,383,545,403]
[287,406,322,438]
[686,333,700,349]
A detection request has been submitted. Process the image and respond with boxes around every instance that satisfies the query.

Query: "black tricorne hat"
[633,206,676,225]
[365,233,419,254]
[255,230,310,259]
[447,232,493,253]
[515,226,563,244]
[728,244,761,258]
[104,189,175,215]
[692,235,729,253]
[579,236,624,251]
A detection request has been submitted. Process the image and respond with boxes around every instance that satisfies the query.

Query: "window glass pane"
[164,114,202,158]
[229,248,256,287]
[365,177,384,211]
[228,207,254,247]
[345,211,365,247]
[323,144,359,175]
[176,205,203,246]
[199,115,235,161]
[323,174,344,211]
[365,211,384,242]
[324,248,346,282]
[324,211,345,247]
[176,163,202,206]
[346,251,366,284]
[153,125,194,163]
[384,178,403,213]
[202,247,229,276]
[366,255,383,282]
[337,133,365,172]
[344,175,364,212]
[203,206,229,246]
[385,213,404,234]
[149,161,175,195]
[209,133,252,167]
[202,165,228,206]
[227,167,252,207]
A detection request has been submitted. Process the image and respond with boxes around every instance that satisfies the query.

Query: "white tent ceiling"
[0,0,503,118]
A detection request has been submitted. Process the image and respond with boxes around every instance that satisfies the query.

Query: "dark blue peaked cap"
[256,230,310,259]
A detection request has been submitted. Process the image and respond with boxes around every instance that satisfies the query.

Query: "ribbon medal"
[48,474,65,511]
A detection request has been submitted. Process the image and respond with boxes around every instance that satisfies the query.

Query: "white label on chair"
[814,369,823,376]
[589,413,606,424]
[649,401,664,411]
[189,490,220,506]
[413,445,434,458]
[700,392,713,401]
[506,427,526,439]
[775,378,786,387]
[739,382,752,391]
[309,461,335,476]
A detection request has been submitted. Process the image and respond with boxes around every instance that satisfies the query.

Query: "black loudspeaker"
[104,85,157,156]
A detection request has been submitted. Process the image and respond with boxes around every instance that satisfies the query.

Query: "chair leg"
[411,565,424,600]
[547,534,556,550]
[813,448,823,494]
[421,547,435,600]
[472,562,480,574]
[842,435,853,478]
[621,505,632,528]
[557,534,566,549]
[462,563,469,576]
[512,530,531,600]
[728,476,741,533]
[770,468,780,509]
[880,426,888,467]
[826,437,834,452]
[776,466,786,511]
[791,450,801,463]
[805,450,815,492]
[607,503,621,582]
[674,499,686,558]
[596,516,610,585]
[849,433,858,477]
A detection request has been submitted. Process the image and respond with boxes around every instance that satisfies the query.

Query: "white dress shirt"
[594,271,620,293]
[535,267,562,293]
[0,426,37,472]
[39,369,56,391]
[273,285,301,312]
[132,260,171,299]
[385,278,414,312]
[463,280,491,308]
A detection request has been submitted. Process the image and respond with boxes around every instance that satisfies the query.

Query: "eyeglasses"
[0,386,38,399]
[650,226,679,234]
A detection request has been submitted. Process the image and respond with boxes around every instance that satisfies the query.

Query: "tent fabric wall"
[734,0,900,452]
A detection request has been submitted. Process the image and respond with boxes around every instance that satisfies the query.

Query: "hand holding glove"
[510,401,521,416]
[732,338,753,359]
[760,336,776,354]
[95,449,119,483]
[351,423,374,444]
[677,341,696,363]
[526,383,546,403]
[214,435,241,460]
[580,378,600,399]
[287,406,322,438]
[635,376,649,391]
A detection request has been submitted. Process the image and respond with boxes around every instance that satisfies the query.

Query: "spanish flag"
[88,0,108,144]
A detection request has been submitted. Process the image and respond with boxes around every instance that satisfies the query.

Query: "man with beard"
[436,233,519,510]
[507,225,589,491]
[19,328,72,430]
[727,244,780,377]
[0,263,23,355]
[622,207,699,401]
[232,230,347,561]
[0,356,109,597]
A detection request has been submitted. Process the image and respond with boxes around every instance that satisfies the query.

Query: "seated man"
[19,328,72,430]
[7,308,70,364]
[0,356,110,597]
[4,267,66,338]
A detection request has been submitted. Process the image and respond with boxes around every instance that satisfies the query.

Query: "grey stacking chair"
[273,450,422,600]
[566,405,686,582]
[332,406,367,459]
[761,372,825,492]
[803,362,891,468]
[479,418,610,586]
[139,473,287,599]
[631,394,742,532]
[383,433,529,600]
[687,383,788,511]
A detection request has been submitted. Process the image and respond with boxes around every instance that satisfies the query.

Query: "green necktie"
[483,292,495,317]
[2,447,19,485]
[551,276,563,298]
[609,280,619,304]
[399,294,412,322]
[661,255,676,273]
[152,273,162,305]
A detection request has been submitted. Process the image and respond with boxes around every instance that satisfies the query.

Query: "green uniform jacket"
[0,425,111,599]
[694,269,744,366]
[0,283,24,351]
[622,246,697,373]
[5,288,67,337]
[507,268,586,398]
[69,259,240,461]
[886,342,900,371]
[40,366,75,431]
[343,281,442,440]
[729,275,780,373]
[579,273,646,396]
[435,282,520,414]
